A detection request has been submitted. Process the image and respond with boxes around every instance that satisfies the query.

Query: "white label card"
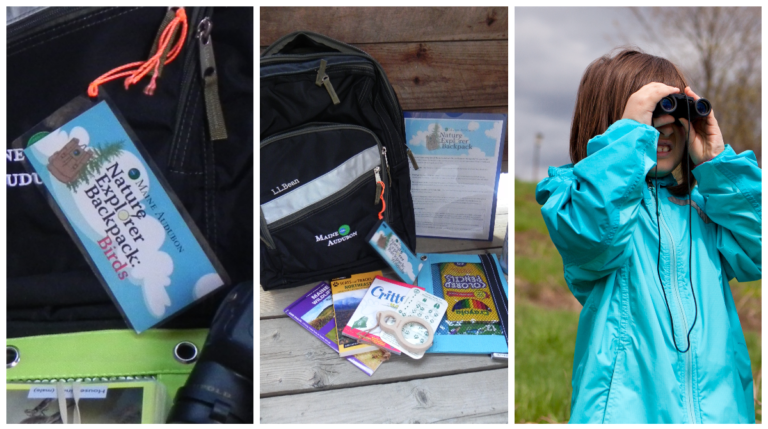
[28,385,109,399]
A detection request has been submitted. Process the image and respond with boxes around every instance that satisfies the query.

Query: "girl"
[536,49,761,423]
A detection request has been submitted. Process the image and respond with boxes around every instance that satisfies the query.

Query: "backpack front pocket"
[260,124,389,279]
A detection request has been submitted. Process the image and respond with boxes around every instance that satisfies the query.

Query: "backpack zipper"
[260,210,276,250]
[169,7,213,167]
[268,169,384,231]
[261,49,405,161]
[196,16,227,140]
[260,123,390,195]
[406,147,420,170]
[315,59,340,105]
[381,147,392,186]
[261,124,390,231]
[288,31,404,136]
[374,167,383,203]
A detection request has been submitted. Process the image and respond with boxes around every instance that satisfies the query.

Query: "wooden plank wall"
[260,7,509,170]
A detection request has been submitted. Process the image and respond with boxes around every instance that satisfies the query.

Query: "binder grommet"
[7,346,20,369]
[173,341,199,364]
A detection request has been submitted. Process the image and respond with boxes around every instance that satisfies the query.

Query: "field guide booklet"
[341,276,424,354]
[284,281,386,376]
[16,96,228,333]
[404,112,506,240]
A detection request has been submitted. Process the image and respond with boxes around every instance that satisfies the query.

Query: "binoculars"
[653,94,711,123]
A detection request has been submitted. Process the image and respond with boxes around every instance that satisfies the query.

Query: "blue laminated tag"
[366,220,423,284]
[21,97,228,333]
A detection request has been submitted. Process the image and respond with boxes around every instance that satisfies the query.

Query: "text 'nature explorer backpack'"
[260,31,416,290]
[7,7,253,338]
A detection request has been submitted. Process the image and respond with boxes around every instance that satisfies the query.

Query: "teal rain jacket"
[535,119,761,423]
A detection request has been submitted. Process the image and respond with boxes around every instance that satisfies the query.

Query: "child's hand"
[621,82,680,127]
[678,87,724,166]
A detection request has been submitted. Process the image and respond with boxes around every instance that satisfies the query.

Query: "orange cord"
[87,8,188,97]
[377,181,386,220]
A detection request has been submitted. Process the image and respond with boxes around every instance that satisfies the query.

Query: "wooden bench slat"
[260,317,507,396]
[259,367,509,423]
[259,249,501,318]
[260,7,508,45]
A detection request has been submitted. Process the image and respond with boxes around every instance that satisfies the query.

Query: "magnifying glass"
[377,310,435,354]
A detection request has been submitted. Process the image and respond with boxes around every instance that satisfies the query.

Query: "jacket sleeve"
[693,145,761,282]
[536,119,658,302]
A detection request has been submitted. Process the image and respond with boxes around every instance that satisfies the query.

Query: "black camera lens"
[660,97,675,112]
[167,282,253,424]
[695,99,711,116]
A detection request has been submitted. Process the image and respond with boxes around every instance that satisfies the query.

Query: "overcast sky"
[515,7,659,182]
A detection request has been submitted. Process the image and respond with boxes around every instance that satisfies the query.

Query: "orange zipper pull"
[375,167,386,220]
[88,7,188,98]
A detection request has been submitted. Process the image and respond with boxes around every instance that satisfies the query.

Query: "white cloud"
[194,273,225,299]
[468,121,480,131]
[127,216,173,318]
[485,121,503,142]
[466,147,487,158]
[409,129,429,147]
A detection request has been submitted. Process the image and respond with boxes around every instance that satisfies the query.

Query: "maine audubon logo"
[315,224,358,247]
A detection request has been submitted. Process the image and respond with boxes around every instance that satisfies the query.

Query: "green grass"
[744,328,763,423]
[515,179,549,235]
[515,302,578,423]
[515,179,569,295]
[515,234,568,296]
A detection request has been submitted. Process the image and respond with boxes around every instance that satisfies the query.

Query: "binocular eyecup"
[653,94,711,122]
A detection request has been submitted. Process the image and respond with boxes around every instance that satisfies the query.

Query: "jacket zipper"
[652,185,697,424]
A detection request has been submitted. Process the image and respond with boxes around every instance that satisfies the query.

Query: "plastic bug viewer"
[535,49,761,423]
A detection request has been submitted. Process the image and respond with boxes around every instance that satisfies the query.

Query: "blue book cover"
[416,253,508,354]
[404,112,506,241]
[21,98,228,333]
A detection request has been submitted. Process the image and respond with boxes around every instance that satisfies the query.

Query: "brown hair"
[569,48,694,195]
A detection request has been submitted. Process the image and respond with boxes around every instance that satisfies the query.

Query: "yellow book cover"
[331,271,382,357]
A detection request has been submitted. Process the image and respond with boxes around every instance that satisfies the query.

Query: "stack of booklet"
[284,271,396,376]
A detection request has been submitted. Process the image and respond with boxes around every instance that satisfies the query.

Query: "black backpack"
[260,31,416,290]
[7,7,253,338]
